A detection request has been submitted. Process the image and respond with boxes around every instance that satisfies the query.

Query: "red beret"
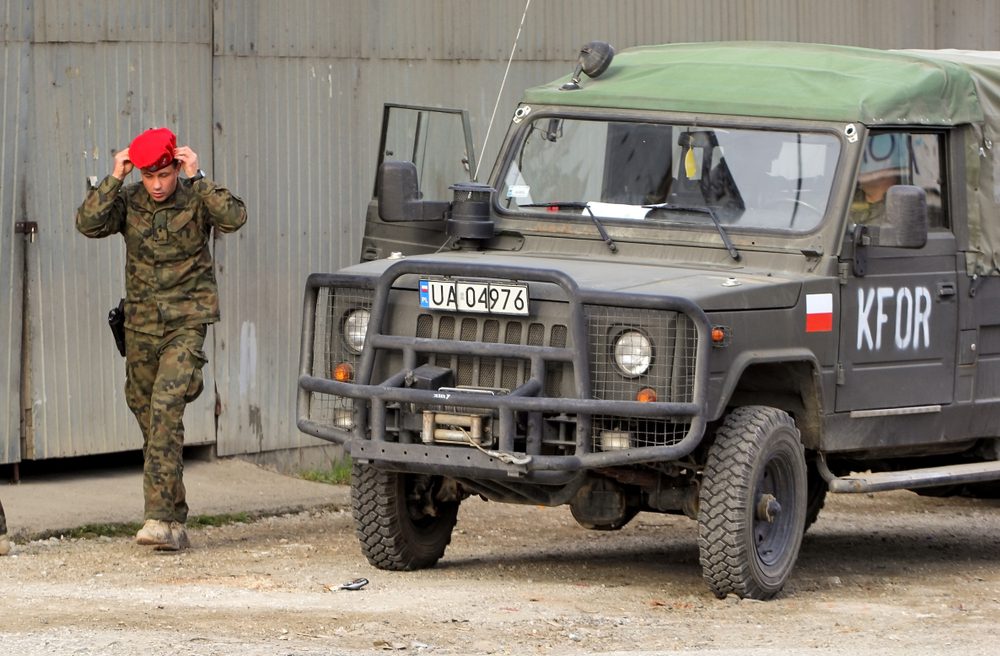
[129,128,177,171]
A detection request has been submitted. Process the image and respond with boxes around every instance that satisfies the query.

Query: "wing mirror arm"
[377,160,451,222]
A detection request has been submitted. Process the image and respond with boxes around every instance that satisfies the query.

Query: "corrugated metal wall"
[0,1,31,465]
[3,0,1000,464]
[27,39,217,459]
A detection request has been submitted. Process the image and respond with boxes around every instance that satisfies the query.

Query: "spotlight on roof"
[560,41,615,91]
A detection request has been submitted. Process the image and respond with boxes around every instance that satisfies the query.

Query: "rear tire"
[804,458,827,533]
[351,462,459,570]
[698,406,807,600]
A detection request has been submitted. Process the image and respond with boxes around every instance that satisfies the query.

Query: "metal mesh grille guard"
[297,261,711,473]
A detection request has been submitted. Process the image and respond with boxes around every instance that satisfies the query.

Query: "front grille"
[417,313,567,395]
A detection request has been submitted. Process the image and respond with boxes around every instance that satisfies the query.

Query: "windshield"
[499,117,841,233]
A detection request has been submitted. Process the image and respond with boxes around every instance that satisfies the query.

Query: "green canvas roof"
[523,42,985,126]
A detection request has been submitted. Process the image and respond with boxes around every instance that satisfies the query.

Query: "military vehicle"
[297,42,1000,599]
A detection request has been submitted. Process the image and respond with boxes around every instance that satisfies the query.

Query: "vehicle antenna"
[475,0,532,182]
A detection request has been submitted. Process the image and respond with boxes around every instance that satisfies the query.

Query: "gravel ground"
[1,489,998,655]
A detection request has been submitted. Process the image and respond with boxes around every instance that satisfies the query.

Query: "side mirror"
[377,160,450,222]
[874,185,928,249]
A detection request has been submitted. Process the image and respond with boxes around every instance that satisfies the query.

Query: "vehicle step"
[829,460,1000,493]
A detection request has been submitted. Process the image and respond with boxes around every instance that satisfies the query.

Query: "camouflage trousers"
[125,324,208,523]
[0,497,6,535]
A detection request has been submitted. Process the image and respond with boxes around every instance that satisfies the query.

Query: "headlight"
[342,309,370,354]
[612,329,652,377]
[599,430,631,451]
[332,399,355,430]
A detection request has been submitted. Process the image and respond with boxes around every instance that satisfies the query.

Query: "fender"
[710,347,824,430]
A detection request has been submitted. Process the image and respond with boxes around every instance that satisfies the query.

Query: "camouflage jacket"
[850,199,887,226]
[76,174,247,336]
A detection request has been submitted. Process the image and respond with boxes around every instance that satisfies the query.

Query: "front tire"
[351,462,460,570]
[698,406,807,600]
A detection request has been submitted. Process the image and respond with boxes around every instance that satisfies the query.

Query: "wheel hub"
[756,493,782,522]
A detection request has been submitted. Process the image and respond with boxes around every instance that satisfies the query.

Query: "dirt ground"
[1,488,998,655]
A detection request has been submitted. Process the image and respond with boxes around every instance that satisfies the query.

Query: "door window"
[377,104,476,202]
[850,131,946,229]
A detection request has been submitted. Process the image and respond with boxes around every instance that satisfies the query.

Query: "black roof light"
[560,41,615,91]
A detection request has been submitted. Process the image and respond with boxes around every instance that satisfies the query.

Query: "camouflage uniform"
[850,200,887,226]
[850,187,888,226]
[76,174,246,523]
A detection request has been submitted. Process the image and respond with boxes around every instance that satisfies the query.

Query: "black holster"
[108,298,126,357]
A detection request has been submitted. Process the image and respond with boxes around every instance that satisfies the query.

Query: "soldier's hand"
[173,146,200,178]
[112,148,133,181]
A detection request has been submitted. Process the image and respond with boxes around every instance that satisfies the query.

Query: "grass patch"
[60,522,143,540]
[300,457,352,486]
[189,512,251,528]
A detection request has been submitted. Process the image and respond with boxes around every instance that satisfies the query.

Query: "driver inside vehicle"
[851,132,908,226]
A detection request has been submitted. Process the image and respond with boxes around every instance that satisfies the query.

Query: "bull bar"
[298,260,712,480]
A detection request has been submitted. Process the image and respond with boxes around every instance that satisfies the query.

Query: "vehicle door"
[836,130,959,412]
[359,104,477,262]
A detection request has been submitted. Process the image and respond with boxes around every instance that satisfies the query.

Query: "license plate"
[419,278,529,315]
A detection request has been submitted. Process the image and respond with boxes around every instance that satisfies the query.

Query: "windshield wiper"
[644,202,740,261]
[521,202,618,253]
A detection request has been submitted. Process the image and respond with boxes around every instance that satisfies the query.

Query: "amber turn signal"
[636,387,657,403]
[333,362,354,382]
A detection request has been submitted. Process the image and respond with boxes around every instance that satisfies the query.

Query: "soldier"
[76,127,247,551]
[850,132,908,226]
[0,498,9,556]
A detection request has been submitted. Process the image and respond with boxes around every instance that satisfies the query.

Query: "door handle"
[937,282,956,298]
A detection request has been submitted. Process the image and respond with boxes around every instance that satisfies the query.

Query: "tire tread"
[698,406,805,600]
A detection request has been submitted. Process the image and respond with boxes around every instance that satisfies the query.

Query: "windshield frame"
[490,107,850,246]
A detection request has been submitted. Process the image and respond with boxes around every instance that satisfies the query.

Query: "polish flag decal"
[805,293,833,333]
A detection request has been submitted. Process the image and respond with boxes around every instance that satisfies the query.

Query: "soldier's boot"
[154,522,190,552]
[175,523,191,550]
[135,519,175,548]
[0,534,10,556]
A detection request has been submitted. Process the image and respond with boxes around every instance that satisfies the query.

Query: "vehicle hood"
[343,251,803,312]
